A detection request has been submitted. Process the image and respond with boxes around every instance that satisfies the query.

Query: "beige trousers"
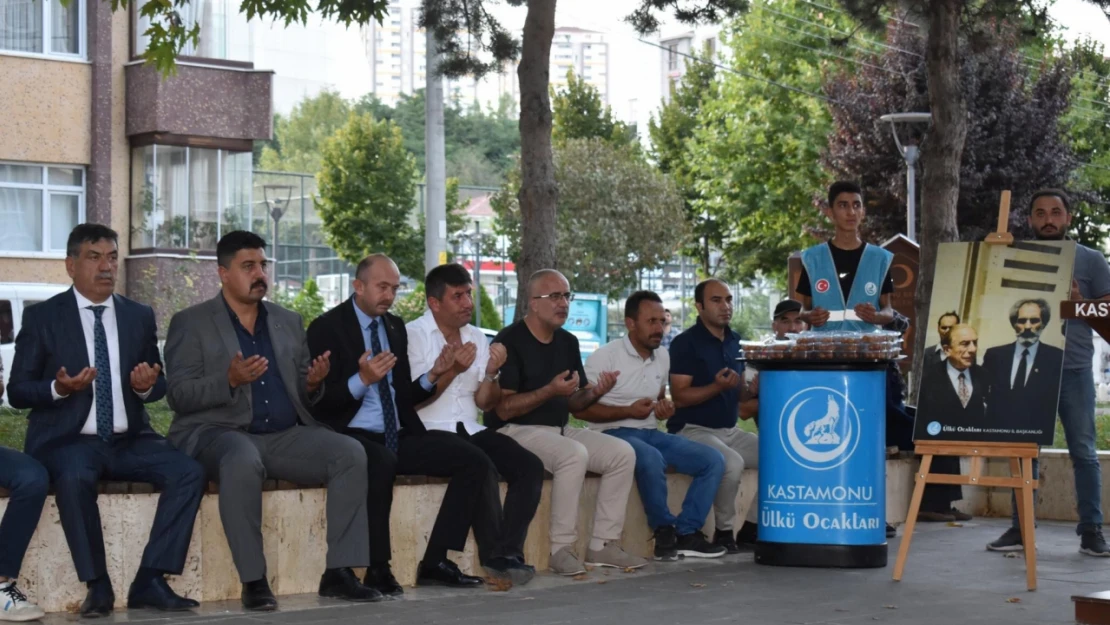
[677,424,760,531]
[500,424,635,552]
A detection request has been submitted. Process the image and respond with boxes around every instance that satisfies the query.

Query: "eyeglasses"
[533,292,574,303]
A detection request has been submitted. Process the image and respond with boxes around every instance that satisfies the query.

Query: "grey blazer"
[164,293,324,456]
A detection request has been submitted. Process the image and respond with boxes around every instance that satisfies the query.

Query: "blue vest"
[800,242,893,332]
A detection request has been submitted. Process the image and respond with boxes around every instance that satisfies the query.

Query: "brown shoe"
[917,510,956,522]
[947,507,973,521]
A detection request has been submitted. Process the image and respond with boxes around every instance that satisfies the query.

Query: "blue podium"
[754,361,888,568]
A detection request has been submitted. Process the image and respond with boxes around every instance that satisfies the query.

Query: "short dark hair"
[425,263,472,300]
[694,279,726,306]
[1010,298,1051,327]
[625,290,663,319]
[827,181,863,208]
[938,311,960,326]
[66,223,118,258]
[1030,188,1071,214]
[217,231,267,268]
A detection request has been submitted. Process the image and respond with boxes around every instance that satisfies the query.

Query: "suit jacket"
[164,293,324,457]
[916,360,988,435]
[983,341,1063,432]
[306,299,433,435]
[9,288,166,457]
[924,344,946,364]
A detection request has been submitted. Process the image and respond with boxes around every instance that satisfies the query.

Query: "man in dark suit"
[924,311,960,365]
[918,324,989,431]
[308,254,515,593]
[982,298,1064,432]
[8,224,205,617]
[164,231,380,611]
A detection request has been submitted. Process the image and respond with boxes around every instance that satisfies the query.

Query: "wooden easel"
[892,190,1041,591]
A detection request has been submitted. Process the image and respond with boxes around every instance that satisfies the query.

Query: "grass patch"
[0,400,174,450]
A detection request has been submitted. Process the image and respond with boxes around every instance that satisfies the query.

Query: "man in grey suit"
[164,231,380,611]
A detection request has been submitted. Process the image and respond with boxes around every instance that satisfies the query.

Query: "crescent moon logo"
[892,263,913,289]
[815,279,830,294]
[778,387,861,471]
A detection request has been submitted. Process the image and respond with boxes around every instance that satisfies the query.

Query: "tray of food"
[739,330,903,363]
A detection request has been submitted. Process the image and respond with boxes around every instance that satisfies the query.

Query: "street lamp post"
[879,112,932,242]
[263,184,293,285]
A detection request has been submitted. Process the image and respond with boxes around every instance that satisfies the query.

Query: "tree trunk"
[910,0,966,403]
[514,0,558,320]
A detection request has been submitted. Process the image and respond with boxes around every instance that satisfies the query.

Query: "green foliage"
[284,279,327,327]
[393,283,428,323]
[552,70,638,148]
[649,45,721,275]
[687,0,845,283]
[316,112,423,278]
[491,138,689,297]
[1061,38,1110,248]
[260,90,352,173]
[474,283,503,329]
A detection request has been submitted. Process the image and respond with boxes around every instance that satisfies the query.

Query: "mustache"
[252,280,268,290]
[96,272,113,280]
[650,333,663,340]
[1018,329,1039,338]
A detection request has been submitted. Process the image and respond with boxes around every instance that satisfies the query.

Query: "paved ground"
[40,519,1109,624]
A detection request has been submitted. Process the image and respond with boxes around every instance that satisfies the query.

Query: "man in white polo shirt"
[407,263,545,584]
[576,291,727,561]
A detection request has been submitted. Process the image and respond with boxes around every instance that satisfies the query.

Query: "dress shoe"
[241,579,278,612]
[79,582,115,619]
[506,558,536,587]
[417,559,484,588]
[917,510,956,523]
[364,563,404,597]
[127,575,199,611]
[319,568,383,602]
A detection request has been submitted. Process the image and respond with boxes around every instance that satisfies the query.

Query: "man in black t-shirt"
[485,269,646,576]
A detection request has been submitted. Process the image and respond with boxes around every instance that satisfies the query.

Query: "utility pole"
[424,29,447,276]
[474,220,482,328]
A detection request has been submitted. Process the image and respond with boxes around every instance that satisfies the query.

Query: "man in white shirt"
[8,224,205,617]
[407,264,544,584]
[576,291,727,561]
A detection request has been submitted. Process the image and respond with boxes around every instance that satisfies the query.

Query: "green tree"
[649,46,720,276]
[686,0,850,283]
[393,282,502,329]
[474,284,503,329]
[316,112,423,278]
[552,70,637,148]
[273,279,327,327]
[1062,38,1110,248]
[260,90,352,173]
[492,138,689,297]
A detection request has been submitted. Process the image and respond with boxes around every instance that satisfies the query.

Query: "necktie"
[369,319,399,452]
[90,305,113,443]
[1014,348,1029,390]
[957,372,970,408]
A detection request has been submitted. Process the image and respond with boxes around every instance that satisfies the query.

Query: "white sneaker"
[585,542,649,569]
[0,582,44,622]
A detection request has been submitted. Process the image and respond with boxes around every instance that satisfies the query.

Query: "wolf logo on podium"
[780,387,860,471]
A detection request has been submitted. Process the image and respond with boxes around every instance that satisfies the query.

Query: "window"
[134,0,250,61]
[0,162,84,254]
[667,43,679,71]
[0,0,83,58]
[130,145,251,251]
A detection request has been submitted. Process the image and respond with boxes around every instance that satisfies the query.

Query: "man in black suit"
[918,324,990,438]
[924,311,960,365]
[308,254,520,594]
[8,224,205,617]
[982,298,1064,432]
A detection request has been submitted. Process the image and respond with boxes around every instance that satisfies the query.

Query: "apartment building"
[658,25,721,104]
[549,27,609,103]
[0,0,273,333]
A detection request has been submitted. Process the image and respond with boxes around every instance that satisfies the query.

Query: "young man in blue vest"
[798,181,896,331]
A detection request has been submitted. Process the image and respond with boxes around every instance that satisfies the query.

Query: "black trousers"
[890,405,962,513]
[343,428,500,564]
[460,427,544,562]
[35,434,205,582]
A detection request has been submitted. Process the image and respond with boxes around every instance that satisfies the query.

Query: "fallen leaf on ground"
[947,521,964,527]
[597,580,608,585]
[585,566,595,571]
[623,567,638,573]
[572,574,589,581]
[65,602,81,614]
[690,583,707,588]
[486,577,513,592]
[1007,597,1022,604]
[1004,552,1019,559]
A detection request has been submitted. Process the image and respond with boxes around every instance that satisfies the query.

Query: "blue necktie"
[89,305,113,443]
[369,319,399,452]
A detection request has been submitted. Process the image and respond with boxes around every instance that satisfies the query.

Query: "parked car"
[0,283,72,404]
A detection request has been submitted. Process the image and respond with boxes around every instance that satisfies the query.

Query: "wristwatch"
[483,371,501,384]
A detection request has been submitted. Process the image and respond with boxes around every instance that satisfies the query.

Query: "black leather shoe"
[127,576,199,611]
[80,583,115,618]
[417,559,484,588]
[242,579,278,612]
[506,558,536,587]
[319,567,383,602]
[363,563,404,597]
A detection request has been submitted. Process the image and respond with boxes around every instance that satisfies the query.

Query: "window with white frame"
[0,0,83,58]
[0,162,84,254]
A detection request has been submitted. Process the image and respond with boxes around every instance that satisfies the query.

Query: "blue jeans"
[0,447,49,579]
[604,427,725,536]
[1011,368,1102,534]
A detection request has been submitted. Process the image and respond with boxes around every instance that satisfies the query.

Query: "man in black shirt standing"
[486,269,647,576]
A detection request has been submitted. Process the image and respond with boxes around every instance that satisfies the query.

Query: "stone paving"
[38,518,1108,625]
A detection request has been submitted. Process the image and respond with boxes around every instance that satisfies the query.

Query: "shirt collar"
[352,298,379,330]
[621,335,655,362]
[693,316,738,344]
[1017,340,1041,355]
[73,287,114,311]
[946,360,968,379]
[221,293,266,323]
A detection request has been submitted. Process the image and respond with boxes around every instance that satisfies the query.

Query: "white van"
[0,283,72,404]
